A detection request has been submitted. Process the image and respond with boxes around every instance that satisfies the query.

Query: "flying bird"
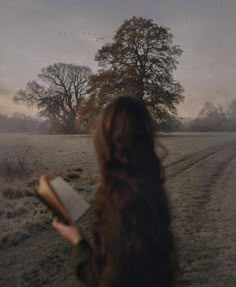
[57,32,68,37]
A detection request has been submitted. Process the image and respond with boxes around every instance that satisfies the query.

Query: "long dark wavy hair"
[90,96,176,287]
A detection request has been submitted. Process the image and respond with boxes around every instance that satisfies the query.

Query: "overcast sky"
[0,0,236,118]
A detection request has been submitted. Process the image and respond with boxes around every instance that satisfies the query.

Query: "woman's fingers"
[52,217,59,226]
[52,218,70,235]
[52,217,64,231]
[52,218,81,245]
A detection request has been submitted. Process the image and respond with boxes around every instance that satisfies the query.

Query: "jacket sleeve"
[68,192,123,287]
[69,239,100,286]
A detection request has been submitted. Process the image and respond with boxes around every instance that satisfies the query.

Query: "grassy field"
[0,133,236,286]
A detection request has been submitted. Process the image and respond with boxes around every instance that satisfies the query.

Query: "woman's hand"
[52,217,82,246]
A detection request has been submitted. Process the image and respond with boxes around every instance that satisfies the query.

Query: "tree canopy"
[88,16,184,123]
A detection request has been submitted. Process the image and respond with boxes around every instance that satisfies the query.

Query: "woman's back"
[93,164,175,287]
[53,96,176,287]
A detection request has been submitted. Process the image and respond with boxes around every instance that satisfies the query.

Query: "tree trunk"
[136,75,145,100]
[64,111,76,134]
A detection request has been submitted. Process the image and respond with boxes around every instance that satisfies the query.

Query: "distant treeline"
[1,98,236,134]
[0,113,49,133]
[165,100,236,132]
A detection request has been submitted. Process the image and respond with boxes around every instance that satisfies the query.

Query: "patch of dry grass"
[0,197,51,249]
[0,155,29,177]
[5,204,28,219]
[64,172,80,181]
[0,231,31,247]
[64,166,84,180]
[0,146,39,179]
[1,187,35,200]
[74,167,83,172]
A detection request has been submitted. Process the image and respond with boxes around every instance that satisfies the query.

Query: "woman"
[53,96,176,287]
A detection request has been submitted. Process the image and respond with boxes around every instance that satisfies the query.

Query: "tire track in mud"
[168,141,236,287]
[165,140,236,179]
[177,150,236,234]
[206,156,236,287]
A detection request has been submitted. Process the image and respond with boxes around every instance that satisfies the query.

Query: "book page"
[50,177,90,222]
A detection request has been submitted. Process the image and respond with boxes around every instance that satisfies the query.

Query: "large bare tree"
[15,63,92,133]
[87,16,184,124]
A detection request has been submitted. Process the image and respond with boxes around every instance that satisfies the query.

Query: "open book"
[37,176,90,224]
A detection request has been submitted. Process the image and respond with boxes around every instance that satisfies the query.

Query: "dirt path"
[199,150,236,287]
[1,138,236,286]
[167,140,236,286]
